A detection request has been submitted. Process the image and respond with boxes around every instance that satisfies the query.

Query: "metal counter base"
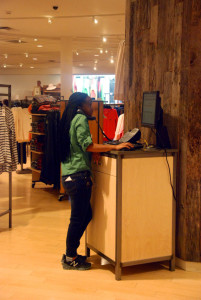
[86,244,175,280]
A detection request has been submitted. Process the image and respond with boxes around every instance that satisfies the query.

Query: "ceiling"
[0,0,125,74]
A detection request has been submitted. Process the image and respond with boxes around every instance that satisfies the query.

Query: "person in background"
[37,80,43,95]
[60,92,133,271]
[3,99,9,107]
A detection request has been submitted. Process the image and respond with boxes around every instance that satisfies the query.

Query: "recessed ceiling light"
[30,66,34,69]
[100,49,103,54]
[102,37,107,43]
[34,38,38,42]
[94,60,98,64]
[19,63,23,67]
[94,66,97,71]
[3,64,7,68]
[4,54,8,59]
[37,45,43,48]
[25,53,29,58]
[110,56,114,64]
[105,50,108,54]
[76,52,79,56]
[48,17,53,24]
[93,17,98,24]
[33,58,38,61]
[79,64,84,67]
[18,39,22,43]
[94,54,99,57]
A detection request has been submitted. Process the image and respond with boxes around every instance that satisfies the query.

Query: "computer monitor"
[141,91,161,128]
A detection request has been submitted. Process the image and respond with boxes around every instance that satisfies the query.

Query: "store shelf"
[44,91,60,94]
[30,150,44,155]
[30,168,41,174]
[30,132,45,135]
[32,114,46,116]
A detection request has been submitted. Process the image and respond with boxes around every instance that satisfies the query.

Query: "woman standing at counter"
[60,92,133,271]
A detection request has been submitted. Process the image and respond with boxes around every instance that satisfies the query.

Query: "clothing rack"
[0,84,12,228]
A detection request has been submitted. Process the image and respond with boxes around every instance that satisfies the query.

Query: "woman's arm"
[86,142,134,153]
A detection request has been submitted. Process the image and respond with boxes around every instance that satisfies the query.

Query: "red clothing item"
[103,108,118,141]
[38,104,59,111]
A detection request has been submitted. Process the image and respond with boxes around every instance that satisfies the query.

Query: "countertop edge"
[102,149,178,157]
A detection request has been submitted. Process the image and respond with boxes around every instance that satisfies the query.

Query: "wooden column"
[124,0,201,262]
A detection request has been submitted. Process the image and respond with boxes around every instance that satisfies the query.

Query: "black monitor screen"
[141,92,160,128]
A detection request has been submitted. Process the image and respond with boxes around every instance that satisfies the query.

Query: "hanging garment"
[21,108,32,141]
[11,107,23,142]
[114,114,124,140]
[11,107,32,142]
[103,108,118,141]
[0,105,18,173]
[17,142,27,164]
[40,111,60,188]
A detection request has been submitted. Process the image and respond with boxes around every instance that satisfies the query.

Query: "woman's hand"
[115,143,134,151]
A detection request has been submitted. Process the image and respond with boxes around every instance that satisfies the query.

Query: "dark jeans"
[62,171,93,257]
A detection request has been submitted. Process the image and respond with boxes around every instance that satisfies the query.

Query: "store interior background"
[0,0,124,102]
[0,0,201,295]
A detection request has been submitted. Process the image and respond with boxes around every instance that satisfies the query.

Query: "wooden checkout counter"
[86,149,177,280]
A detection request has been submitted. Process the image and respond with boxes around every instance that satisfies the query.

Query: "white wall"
[0,74,61,100]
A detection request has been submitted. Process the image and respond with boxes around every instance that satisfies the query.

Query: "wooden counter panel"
[92,156,116,177]
[87,171,116,260]
[121,156,173,262]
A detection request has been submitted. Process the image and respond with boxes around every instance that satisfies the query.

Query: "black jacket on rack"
[40,110,60,188]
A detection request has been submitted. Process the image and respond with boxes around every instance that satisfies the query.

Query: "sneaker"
[61,254,91,271]
[78,254,87,261]
[61,254,87,263]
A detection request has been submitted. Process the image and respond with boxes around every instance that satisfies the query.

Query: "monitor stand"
[156,126,171,149]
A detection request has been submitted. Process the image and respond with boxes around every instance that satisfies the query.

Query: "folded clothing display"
[31,120,45,133]
[31,158,43,170]
[30,137,44,152]
[31,97,60,114]
[34,95,57,103]
[38,104,60,111]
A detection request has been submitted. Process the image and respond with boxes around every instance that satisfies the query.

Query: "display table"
[86,149,177,280]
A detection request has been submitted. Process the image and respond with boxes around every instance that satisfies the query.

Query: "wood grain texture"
[92,156,116,177]
[125,0,201,261]
[122,156,174,262]
[87,171,116,260]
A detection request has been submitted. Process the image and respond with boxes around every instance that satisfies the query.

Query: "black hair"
[60,92,88,162]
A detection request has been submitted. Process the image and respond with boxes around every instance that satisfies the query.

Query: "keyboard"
[119,143,143,151]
